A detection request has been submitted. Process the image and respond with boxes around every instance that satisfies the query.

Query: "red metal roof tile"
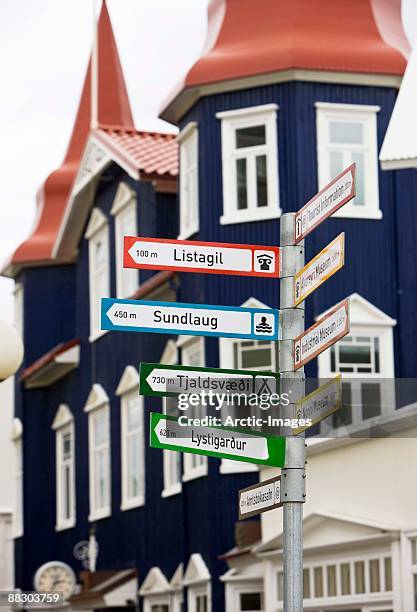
[98,127,178,177]
[161,0,409,122]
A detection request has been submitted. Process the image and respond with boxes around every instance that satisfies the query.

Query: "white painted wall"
[261,428,417,541]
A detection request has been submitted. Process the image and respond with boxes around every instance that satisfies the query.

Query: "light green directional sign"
[149,412,286,467]
[140,362,280,398]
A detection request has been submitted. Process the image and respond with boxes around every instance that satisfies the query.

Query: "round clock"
[34,561,77,600]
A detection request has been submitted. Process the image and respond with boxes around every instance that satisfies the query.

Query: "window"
[233,340,278,371]
[14,283,23,340]
[181,337,207,481]
[219,298,278,473]
[216,105,280,225]
[139,567,171,612]
[161,341,182,497]
[84,385,111,521]
[277,554,393,602]
[239,592,262,611]
[184,555,211,612]
[85,208,110,340]
[317,294,396,432]
[189,588,210,612]
[116,365,144,510]
[316,102,381,219]
[52,405,76,530]
[111,182,138,298]
[11,419,23,538]
[121,391,144,509]
[178,122,199,239]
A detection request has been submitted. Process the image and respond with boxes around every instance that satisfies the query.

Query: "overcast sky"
[0,0,416,325]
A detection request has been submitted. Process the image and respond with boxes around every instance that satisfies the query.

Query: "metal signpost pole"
[280,213,306,611]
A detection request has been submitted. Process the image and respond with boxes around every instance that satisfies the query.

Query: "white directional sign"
[293,375,342,434]
[294,299,349,370]
[124,236,280,278]
[294,164,356,243]
[239,476,282,519]
[294,233,345,306]
[101,298,279,340]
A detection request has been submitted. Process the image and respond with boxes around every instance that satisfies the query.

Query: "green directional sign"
[140,362,280,397]
[149,412,286,467]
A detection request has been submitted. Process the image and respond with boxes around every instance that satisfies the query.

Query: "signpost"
[139,362,279,397]
[294,164,356,244]
[293,299,349,370]
[104,161,355,610]
[124,236,280,278]
[101,298,279,340]
[149,412,286,468]
[293,375,342,435]
[293,233,345,306]
[239,476,282,520]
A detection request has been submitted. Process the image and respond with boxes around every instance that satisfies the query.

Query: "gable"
[317,293,396,327]
[115,366,139,396]
[51,404,74,430]
[138,567,170,596]
[84,384,110,413]
[183,553,211,586]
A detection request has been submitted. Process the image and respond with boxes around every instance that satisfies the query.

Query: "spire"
[7,0,134,272]
[65,0,134,163]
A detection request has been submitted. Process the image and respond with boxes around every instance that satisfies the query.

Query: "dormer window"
[178,122,199,239]
[316,102,381,219]
[318,294,396,433]
[216,104,280,225]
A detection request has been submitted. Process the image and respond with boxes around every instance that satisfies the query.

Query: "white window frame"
[110,182,138,298]
[216,104,280,225]
[144,597,170,612]
[14,283,23,341]
[219,297,276,474]
[316,102,381,220]
[188,584,211,612]
[161,341,182,498]
[318,294,396,434]
[11,418,23,538]
[225,580,264,612]
[52,405,76,531]
[275,551,393,608]
[178,122,199,239]
[180,337,208,482]
[116,366,145,511]
[84,385,111,521]
[85,208,110,342]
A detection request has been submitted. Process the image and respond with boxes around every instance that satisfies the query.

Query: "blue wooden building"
[4,0,417,610]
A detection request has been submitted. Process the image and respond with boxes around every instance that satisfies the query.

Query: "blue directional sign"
[101,298,279,340]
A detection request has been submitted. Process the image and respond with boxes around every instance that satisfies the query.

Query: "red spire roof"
[161,0,408,123]
[8,2,135,272]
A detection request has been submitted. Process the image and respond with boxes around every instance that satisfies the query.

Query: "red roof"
[96,127,178,177]
[6,1,177,276]
[161,0,408,122]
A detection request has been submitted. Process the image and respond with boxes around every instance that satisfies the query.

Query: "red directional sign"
[293,299,349,370]
[124,236,280,278]
[294,164,356,244]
